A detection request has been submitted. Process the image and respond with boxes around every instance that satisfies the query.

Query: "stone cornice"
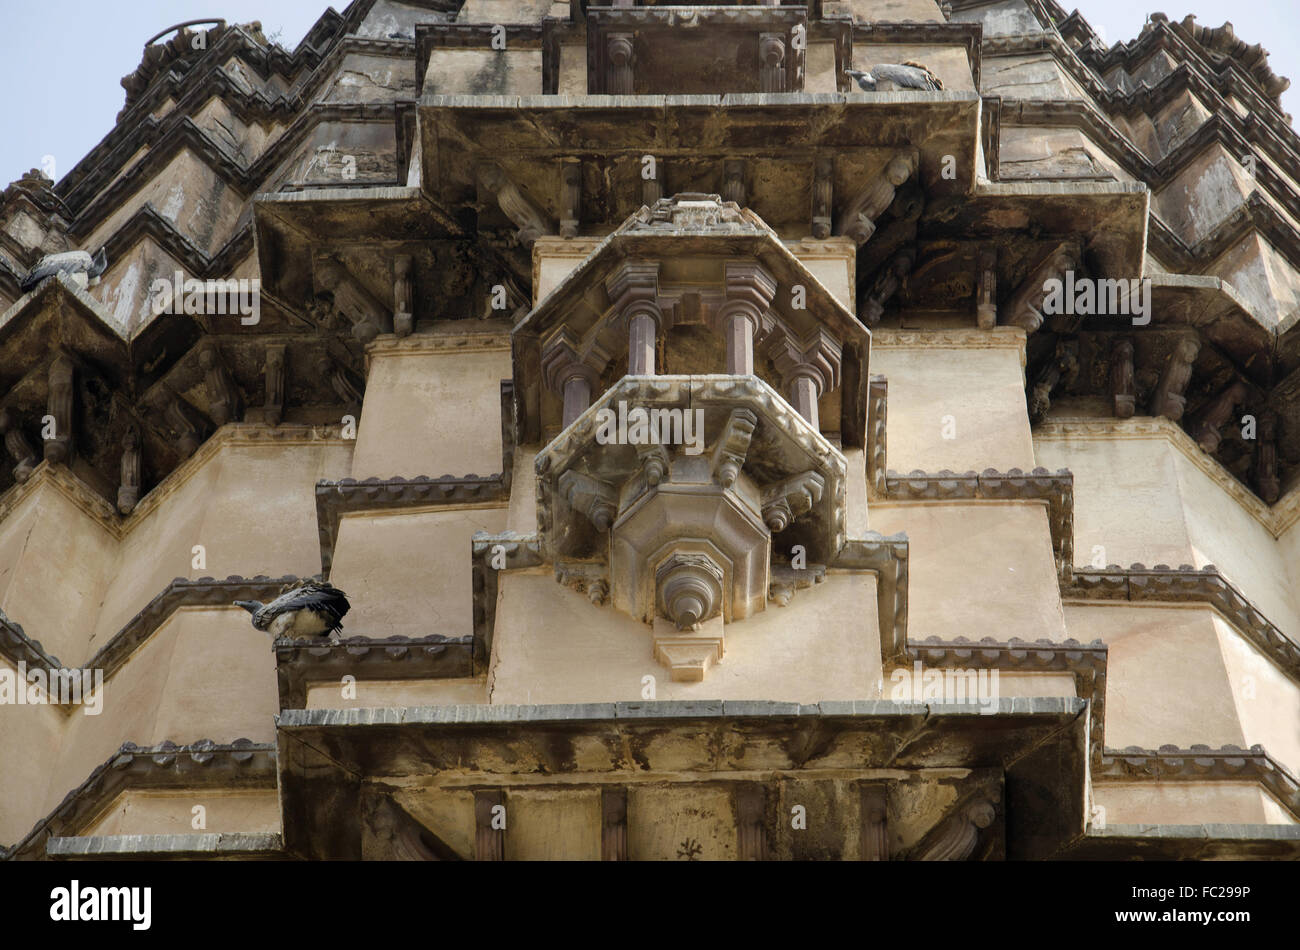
[1034,416,1294,535]
[471,533,545,673]
[47,831,285,859]
[871,327,1027,368]
[275,634,475,709]
[1095,744,1300,822]
[1063,565,1300,684]
[363,327,512,369]
[906,635,1107,758]
[833,534,910,665]
[883,468,1074,582]
[315,475,508,578]
[3,739,275,860]
[0,608,64,675]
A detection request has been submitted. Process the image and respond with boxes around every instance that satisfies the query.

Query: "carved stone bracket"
[1004,242,1078,333]
[1028,339,1079,423]
[560,159,582,238]
[838,150,918,246]
[761,471,825,533]
[1193,379,1248,453]
[0,407,37,483]
[768,561,826,606]
[264,344,286,426]
[711,408,757,487]
[117,426,141,515]
[911,786,1001,860]
[198,342,241,427]
[860,246,916,325]
[1109,337,1135,418]
[559,469,618,532]
[393,254,414,337]
[556,559,610,605]
[975,248,997,329]
[811,155,833,239]
[477,163,553,248]
[44,353,74,463]
[314,258,393,344]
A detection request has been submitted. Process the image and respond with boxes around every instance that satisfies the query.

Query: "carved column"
[860,784,889,861]
[264,344,286,426]
[1004,242,1077,333]
[766,326,842,429]
[117,426,141,515]
[44,353,74,463]
[393,254,413,337]
[1194,379,1248,453]
[1256,411,1280,503]
[736,784,769,860]
[759,33,787,93]
[0,408,37,483]
[559,159,581,238]
[975,247,997,329]
[601,787,628,861]
[606,262,662,376]
[722,160,746,206]
[473,790,505,861]
[541,330,608,429]
[838,150,918,246]
[811,155,833,239]
[1151,336,1200,421]
[199,343,240,426]
[711,262,777,375]
[1110,338,1136,418]
[607,33,635,94]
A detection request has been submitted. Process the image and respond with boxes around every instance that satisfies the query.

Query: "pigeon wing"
[274,582,351,634]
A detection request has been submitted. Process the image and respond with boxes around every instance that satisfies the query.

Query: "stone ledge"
[4,739,275,861]
[275,634,475,709]
[47,832,284,859]
[1064,564,1300,684]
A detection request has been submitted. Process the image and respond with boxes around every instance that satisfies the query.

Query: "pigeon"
[234,580,351,641]
[20,248,108,293]
[846,63,944,92]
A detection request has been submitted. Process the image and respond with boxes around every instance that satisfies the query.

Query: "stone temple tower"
[0,0,1297,860]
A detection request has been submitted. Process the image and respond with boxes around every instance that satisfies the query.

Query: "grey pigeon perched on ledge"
[846,63,944,92]
[20,248,108,292]
[235,580,351,640]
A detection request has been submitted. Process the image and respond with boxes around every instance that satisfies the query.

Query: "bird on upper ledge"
[235,580,351,642]
[19,248,108,293]
[846,63,945,92]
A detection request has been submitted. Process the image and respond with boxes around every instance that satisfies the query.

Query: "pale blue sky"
[0,1,1297,188]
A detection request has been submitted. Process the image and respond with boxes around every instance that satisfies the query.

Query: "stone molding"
[276,634,474,709]
[884,467,1075,582]
[871,327,1027,369]
[4,739,275,860]
[315,474,507,578]
[1094,744,1300,822]
[471,533,544,674]
[833,533,910,665]
[1064,564,1300,684]
[1035,416,1298,536]
[47,832,285,859]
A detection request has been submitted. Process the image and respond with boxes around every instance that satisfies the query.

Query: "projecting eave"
[0,276,132,388]
[1060,823,1300,860]
[924,180,1150,280]
[418,92,982,234]
[275,698,1089,860]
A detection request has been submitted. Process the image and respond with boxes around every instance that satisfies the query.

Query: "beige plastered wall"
[351,343,511,478]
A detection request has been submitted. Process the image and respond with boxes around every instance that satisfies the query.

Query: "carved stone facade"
[1,0,1298,864]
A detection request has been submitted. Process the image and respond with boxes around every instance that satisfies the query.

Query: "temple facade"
[1,0,1297,860]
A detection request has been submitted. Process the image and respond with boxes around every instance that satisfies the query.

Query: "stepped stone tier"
[1,0,1299,861]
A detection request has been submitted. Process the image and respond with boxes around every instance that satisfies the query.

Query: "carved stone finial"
[0,408,37,483]
[1151,336,1200,421]
[656,552,724,629]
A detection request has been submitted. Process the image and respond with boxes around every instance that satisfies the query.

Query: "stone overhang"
[275,697,1089,860]
[418,92,983,234]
